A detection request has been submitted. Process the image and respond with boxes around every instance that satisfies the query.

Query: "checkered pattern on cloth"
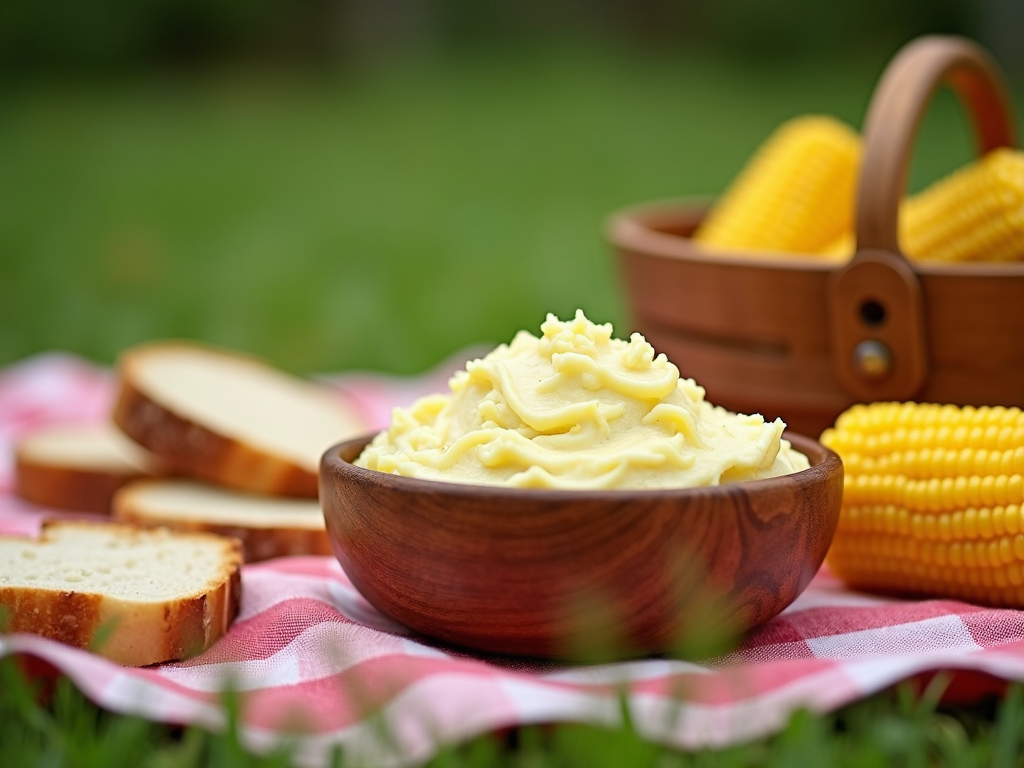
[1,352,1023,768]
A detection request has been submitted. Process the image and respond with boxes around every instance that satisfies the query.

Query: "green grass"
[3,652,1024,767]
[2,42,1013,377]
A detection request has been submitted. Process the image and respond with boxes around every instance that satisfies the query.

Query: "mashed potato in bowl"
[356,310,809,489]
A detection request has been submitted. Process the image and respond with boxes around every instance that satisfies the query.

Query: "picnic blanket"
[2,351,1023,768]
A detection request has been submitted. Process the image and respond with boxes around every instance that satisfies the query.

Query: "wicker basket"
[609,35,1024,438]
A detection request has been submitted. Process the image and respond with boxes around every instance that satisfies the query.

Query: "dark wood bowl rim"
[321,431,841,503]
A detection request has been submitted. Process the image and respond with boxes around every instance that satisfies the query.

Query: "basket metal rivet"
[854,340,892,379]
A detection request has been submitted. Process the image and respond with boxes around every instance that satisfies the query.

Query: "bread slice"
[112,341,367,498]
[14,423,165,514]
[0,520,242,666]
[113,479,331,562]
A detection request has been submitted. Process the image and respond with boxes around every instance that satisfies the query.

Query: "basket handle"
[828,35,1018,402]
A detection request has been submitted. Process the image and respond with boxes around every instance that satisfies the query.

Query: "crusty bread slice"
[0,520,242,666]
[113,479,331,562]
[14,423,165,514]
[112,341,367,498]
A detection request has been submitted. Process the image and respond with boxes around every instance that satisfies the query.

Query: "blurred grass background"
[1,0,1022,377]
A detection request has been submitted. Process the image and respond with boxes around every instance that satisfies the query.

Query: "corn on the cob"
[822,401,1024,607]
[901,147,1024,262]
[819,231,854,260]
[693,115,861,255]
[814,148,1024,261]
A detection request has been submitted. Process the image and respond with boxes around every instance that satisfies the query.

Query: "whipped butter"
[355,311,809,489]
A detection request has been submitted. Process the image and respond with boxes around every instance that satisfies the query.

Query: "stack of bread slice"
[13,341,367,561]
[4,342,368,664]
[106,341,367,561]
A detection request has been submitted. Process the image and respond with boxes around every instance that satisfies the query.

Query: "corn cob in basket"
[693,115,861,256]
[695,117,1024,263]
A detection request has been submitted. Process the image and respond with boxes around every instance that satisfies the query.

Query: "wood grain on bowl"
[320,433,843,660]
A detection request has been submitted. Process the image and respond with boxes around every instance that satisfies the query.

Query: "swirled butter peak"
[355,310,809,489]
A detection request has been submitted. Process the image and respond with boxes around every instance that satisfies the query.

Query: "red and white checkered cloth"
[2,352,1023,767]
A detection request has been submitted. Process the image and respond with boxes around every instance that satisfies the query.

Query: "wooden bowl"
[319,433,843,659]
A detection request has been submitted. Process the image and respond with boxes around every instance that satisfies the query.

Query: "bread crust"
[14,425,165,514]
[14,456,144,514]
[112,342,327,498]
[0,521,243,666]
[115,509,331,562]
[113,481,332,562]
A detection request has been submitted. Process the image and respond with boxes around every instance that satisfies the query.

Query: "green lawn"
[1,42,1005,377]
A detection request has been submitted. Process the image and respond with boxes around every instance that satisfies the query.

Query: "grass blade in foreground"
[2,652,1023,767]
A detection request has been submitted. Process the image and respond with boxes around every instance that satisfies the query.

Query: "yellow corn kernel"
[818,149,1024,262]
[694,115,861,255]
[901,148,1024,262]
[822,405,1024,457]
[824,401,1024,607]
